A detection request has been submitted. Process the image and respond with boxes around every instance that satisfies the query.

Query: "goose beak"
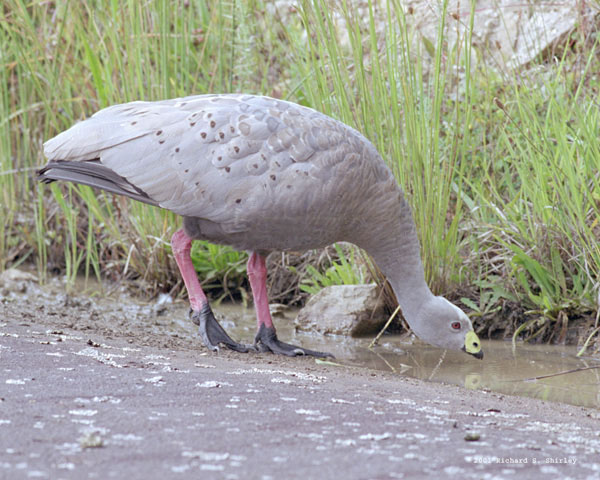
[462,330,484,359]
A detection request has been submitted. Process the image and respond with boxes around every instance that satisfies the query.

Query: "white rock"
[0,268,38,294]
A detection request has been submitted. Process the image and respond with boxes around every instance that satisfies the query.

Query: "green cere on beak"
[462,330,483,359]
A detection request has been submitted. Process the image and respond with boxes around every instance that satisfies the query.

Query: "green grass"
[297,243,368,295]
[2,0,600,350]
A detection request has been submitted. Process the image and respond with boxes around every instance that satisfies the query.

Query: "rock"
[295,284,386,336]
[402,0,587,71]
[0,268,38,284]
[79,433,104,449]
[269,1,594,71]
[268,303,288,317]
[0,268,38,295]
[464,432,481,442]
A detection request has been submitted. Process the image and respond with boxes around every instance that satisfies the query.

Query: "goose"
[38,94,483,359]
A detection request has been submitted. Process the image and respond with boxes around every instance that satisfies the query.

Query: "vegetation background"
[2,0,599,353]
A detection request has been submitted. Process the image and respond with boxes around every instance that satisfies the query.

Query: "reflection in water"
[363,340,600,409]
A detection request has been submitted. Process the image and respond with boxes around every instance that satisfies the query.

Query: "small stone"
[464,432,481,442]
[268,303,288,317]
[0,268,37,294]
[79,433,104,448]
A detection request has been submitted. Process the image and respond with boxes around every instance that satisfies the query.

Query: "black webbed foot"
[254,324,334,358]
[190,304,253,353]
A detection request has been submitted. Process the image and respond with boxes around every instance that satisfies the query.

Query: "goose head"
[408,296,483,359]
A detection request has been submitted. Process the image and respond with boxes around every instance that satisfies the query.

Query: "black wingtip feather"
[37,160,159,207]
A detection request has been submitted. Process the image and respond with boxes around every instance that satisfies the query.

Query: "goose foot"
[191,304,254,353]
[254,324,334,358]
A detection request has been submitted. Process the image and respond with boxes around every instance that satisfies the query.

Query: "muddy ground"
[1,279,600,480]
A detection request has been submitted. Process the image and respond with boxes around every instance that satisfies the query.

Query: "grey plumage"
[41,95,395,252]
[38,93,483,357]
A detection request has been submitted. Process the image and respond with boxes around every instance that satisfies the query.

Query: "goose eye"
[451,321,461,330]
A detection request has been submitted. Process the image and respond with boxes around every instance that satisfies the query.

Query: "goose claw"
[254,324,334,358]
[190,304,254,353]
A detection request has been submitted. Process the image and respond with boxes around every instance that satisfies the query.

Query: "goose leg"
[172,229,251,353]
[247,252,333,358]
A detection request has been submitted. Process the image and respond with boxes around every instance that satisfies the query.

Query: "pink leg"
[247,251,332,358]
[171,228,250,353]
[247,252,275,330]
[171,229,207,311]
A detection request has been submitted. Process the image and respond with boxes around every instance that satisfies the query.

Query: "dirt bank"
[1,288,599,479]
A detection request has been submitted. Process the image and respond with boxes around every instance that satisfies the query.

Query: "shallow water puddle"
[203,304,600,409]
[362,340,600,409]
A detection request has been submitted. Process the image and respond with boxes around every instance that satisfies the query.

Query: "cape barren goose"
[38,94,483,359]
